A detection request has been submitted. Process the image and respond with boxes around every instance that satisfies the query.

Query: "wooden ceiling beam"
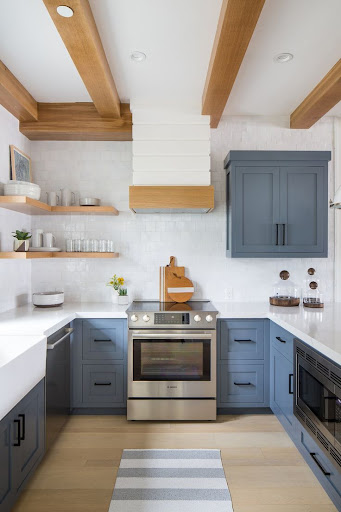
[0,60,38,121]
[19,102,132,141]
[42,0,121,118]
[290,59,341,129]
[202,0,265,128]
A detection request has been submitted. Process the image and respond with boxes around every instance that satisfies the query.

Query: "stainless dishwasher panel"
[46,325,72,451]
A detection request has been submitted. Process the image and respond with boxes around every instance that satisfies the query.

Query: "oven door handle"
[130,333,213,339]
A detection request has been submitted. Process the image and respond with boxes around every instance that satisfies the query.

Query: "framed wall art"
[10,145,32,182]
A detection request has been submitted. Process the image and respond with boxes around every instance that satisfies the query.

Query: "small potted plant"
[12,230,32,252]
[118,288,129,305]
[107,274,128,304]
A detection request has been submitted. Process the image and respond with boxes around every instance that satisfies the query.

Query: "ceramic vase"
[111,289,119,304]
[118,295,129,305]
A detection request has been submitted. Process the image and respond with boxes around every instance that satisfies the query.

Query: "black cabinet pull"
[234,339,253,343]
[234,382,252,386]
[94,382,112,386]
[282,223,286,246]
[310,453,331,476]
[13,419,21,447]
[276,336,286,343]
[289,374,293,395]
[94,339,111,343]
[18,414,25,441]
[275,223,279,246]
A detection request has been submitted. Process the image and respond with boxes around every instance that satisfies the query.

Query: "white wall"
[30,115,335,303]
[0,106,31,313]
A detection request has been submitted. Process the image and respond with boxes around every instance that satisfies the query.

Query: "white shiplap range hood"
[129,109,214,213]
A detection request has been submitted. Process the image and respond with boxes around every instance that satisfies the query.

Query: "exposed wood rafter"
[0,60,38,121]
[20,102,132,141]
[202,0,265,128]
[42,0,121,118]
[290,59,341,129]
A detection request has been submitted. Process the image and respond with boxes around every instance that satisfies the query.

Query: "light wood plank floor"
[13,414,337,512]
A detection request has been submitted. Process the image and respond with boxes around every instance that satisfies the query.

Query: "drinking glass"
[73,239,81,252]
[92,239,99,252]
[66,239,73,252]
[107,240,115,252]
[82,239,90,252]
[99,239,107,252]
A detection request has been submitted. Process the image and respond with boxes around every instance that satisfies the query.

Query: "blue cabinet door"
[12,379,45,493]
[279,165,327,255]
[0,415,12,511]
[219,319,265,361]
[82,319,125,361]
[270,345,294,432]
[232,165,280,255]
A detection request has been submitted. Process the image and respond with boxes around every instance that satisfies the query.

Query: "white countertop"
[0,300,341,365]
[214,301,341,365]
[0,302,128,337]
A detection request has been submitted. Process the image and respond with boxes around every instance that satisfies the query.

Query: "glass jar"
[303,268,324,308]
[270,270,300,307]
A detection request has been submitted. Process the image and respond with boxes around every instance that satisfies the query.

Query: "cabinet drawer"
[219,364,264,404]
[299,427,341,499]
[82,364,124,404]
[270,322,294,362]
[219,320,264,361]
[82,319,125,361]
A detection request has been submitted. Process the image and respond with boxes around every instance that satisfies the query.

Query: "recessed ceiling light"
[274,53,294,63]
[131,51,147,62]
[56,5,74,17]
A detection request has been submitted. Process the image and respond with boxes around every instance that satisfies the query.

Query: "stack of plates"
[4,180,41,200]
[29,248,61,252]
[79,197,100,206]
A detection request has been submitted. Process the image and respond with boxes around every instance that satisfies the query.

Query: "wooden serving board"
[167,272,194,303]
[160,256,192,302]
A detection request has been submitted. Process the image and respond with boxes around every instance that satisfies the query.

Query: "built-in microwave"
[294,339,341,470]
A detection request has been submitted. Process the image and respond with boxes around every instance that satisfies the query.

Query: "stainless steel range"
[126,300,217,421]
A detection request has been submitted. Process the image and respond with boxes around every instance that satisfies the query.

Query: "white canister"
[32,229,43,248]
[46,191,60,206]
[60,188,75,206]
[118,295,129,305]
[43,232,56,248]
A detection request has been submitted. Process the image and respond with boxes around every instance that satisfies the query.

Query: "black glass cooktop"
[126,300,217,313]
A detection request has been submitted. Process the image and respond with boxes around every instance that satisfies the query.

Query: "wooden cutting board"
[167,272,194,303]
[160,256,184,302]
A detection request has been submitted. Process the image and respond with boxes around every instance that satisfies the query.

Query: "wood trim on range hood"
[129,186,214,213]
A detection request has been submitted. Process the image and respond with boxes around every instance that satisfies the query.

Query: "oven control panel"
[154,313,190,325]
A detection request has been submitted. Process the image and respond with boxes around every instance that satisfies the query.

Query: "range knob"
[143,314,150,322]
[194,314,201,322]
[206,315,213,322]
[130,314,138,322]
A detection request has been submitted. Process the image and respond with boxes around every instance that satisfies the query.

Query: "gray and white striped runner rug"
[109,449,233,512]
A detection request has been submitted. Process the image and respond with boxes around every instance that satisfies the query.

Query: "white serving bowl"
[4,180,41,200]
[32,292,64,308]
[79,197,101,206]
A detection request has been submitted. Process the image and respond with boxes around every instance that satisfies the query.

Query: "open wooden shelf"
[0,196,119,215]
[0,252,119,259]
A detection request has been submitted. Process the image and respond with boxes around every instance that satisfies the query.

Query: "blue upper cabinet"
[225,151,331,258]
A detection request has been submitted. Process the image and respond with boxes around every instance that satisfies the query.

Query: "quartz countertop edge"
[0,301,341,366]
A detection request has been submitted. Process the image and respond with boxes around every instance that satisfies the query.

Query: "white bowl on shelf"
[32,292,64,308]
[4,180,41,200]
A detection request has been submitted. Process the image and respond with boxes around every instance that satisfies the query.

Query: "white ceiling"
[224,0,341,116]
[0,0,340,117]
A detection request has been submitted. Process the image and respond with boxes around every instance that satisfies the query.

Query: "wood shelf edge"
[0,197,119,215]
[0,252,119,259]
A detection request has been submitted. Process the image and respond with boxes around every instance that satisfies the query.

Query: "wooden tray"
[269,296,300,307]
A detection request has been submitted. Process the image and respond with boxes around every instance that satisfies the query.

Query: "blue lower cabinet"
[219,319,265,361]
[298,425,341,509]
[218,364,266,407]
[72,319,127,411]
[0,416,12,511]
[270,345,294,435]
[0,379,45,512]
[270,321,294,363]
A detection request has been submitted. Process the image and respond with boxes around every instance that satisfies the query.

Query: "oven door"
[128,330,216,398]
